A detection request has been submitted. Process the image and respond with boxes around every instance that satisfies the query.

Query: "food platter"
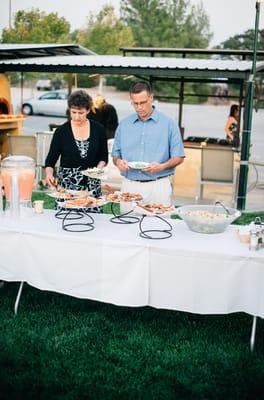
[128,161,150,169]
[82,167,108,179]
[46,189,89,200]
[135,203,175,216]
[61,196,108,209]
[105,191,143,203]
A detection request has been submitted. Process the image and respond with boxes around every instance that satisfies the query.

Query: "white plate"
[128,161,150,169]
[61,196,109,209]
[82,167,108,180]
[134,204,175,217]
[46,189,89,199]
[105,192,143,203]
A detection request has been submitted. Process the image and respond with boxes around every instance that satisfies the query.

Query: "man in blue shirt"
[112,81,185,205]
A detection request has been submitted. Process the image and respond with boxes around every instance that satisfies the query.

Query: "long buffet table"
[0,211,263,319]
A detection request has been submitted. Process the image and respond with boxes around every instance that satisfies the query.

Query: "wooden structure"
[0,73,25,158]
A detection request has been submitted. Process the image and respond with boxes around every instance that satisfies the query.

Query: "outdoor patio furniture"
[197,146,239,205]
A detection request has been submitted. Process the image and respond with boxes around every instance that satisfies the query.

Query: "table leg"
[14,281,24,315]
[250,316,257,351]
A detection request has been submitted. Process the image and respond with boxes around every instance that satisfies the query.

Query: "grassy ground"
[1,284,264,400]
[0,192,263,399]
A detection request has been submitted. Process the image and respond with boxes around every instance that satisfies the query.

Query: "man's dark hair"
[129,81,153,95]
[68,90,93,110]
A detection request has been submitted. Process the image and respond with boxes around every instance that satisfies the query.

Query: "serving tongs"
[254,216,264,226]
[101,184,115,194]
[50,179,64,193]
[214,200,231,215]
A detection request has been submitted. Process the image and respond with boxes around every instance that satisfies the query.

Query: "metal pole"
[20,72,24,114]
[178,78,184,137]
[9,0,12,29]
[237,1,262,210]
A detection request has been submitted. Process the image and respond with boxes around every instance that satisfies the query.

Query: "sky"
[0,0,263,47]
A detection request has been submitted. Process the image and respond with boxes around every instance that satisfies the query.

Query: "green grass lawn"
[0,192,263,399]
[1,284,264,400]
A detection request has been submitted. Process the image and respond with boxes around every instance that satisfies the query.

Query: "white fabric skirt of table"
[0,211,263,317]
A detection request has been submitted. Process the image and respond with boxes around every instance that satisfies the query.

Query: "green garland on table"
[32,192,263,224]
[32,191,118,214]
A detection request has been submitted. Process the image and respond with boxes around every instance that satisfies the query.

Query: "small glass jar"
[249,230,259,251]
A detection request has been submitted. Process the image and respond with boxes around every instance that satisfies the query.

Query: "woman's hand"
[97,161,106,169]
[45,167,55,187]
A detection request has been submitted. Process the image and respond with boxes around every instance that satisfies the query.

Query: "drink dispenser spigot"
[1,155,35,217]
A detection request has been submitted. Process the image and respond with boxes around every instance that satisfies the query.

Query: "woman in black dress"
[89,95,118,139]
[224,104,240,147]
[45,90,108,211]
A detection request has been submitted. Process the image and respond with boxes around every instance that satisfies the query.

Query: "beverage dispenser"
[1,155,35,217]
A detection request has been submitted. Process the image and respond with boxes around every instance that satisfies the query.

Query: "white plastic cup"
[33,200,44,214]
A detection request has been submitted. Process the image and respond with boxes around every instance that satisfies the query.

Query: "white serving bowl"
[176,204,241,234]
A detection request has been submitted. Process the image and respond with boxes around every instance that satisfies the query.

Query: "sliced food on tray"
[106,191,143,203]
[136,203,175,214]
[47,188,89,199]
[63,196,106,209]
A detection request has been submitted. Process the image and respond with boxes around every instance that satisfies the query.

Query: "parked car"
[22,90,69,117]
[36,78,53,91]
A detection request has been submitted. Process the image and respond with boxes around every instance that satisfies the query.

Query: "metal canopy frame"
[0,43,94,60]
[0,56,256,80]
[120,46,264,59]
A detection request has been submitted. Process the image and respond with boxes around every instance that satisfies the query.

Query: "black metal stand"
[55,207,84,220]
[109,202,140,224]
[139,214,173,239]
[62,209,95,232]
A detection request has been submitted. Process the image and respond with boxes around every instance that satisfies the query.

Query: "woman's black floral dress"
[45,120,108,213]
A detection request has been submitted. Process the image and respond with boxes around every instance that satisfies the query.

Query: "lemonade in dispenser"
[1,155,35,217]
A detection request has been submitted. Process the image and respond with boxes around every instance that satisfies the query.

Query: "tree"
[1,9,72,87]
[120,0,212,48]
[76,5,135,55]
[220,29,264,52]
[1,8,71,43]
[119,0,212,101]
[219,29,264,109]
[76,5,135,88]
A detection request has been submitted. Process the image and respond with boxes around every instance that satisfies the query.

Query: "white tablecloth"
[0,211,263,317]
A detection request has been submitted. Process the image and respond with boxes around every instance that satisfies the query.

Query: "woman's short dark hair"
[229,104,239,117]
[129,81,153,95]
[68,90,93,110]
